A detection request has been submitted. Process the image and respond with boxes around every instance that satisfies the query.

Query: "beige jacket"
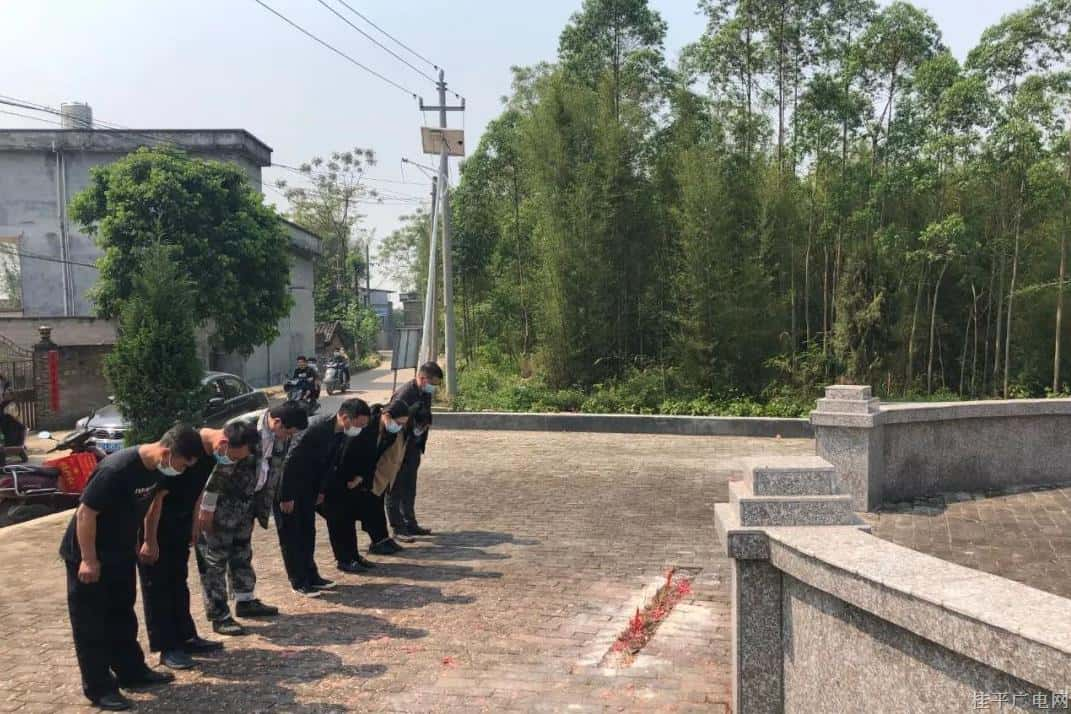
[372,430,407,496]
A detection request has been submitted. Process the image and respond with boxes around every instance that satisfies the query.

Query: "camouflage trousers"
[195,497,257,623]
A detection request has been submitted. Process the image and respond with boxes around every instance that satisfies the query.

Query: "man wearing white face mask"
[387,361,442,537]
[59,424,203,711]
[277,399,368,595]
[138,421,258,670]
[196,404,306,635]
[315,398,374,573]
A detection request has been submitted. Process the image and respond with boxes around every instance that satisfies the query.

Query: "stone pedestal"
[716,454,869,714]
[810,385,883,511]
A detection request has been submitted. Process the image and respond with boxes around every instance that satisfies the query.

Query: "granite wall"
[811,387,1071,510]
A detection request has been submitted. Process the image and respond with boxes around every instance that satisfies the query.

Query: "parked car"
[76,372,269,455]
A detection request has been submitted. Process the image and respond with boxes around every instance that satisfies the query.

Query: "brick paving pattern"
[0,430,811,713]
[864,484,1071,600]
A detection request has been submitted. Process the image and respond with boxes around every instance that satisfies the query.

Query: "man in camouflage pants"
[195,404,307,635]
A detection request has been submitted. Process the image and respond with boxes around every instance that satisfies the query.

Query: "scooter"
[0,428,105,525]
[322,358,350,395]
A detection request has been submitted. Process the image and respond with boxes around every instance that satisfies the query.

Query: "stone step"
[729,480,857,527]
[743,455,837,497]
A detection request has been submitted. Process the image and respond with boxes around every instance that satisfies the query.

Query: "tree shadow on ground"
[193,646,387,684]
[360,561,503,583]
[328,581,476,609]
[382,529,540,563]
[252,611,427,648]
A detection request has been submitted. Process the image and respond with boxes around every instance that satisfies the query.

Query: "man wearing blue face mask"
[196,404,305,634]
[387,361,442,537]
[138,420,259,670]
[59,424,203,711]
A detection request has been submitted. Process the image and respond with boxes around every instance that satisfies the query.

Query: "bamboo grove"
[434,0,1071,402]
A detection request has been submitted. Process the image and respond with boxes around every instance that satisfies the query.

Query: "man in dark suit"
[387,361,442,536]
[275,398,370,596]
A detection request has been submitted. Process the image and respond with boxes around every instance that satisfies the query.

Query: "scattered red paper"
[442,656,457,667]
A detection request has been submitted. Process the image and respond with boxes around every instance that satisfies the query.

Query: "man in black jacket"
[275,398,369,596]
[387,361,442,536]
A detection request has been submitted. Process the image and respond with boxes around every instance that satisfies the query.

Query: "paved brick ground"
[864,484,1071,600]
[0,430,811,713]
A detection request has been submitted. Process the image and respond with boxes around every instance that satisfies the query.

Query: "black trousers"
[359,489,390,543]
[317,491,360,564]
[274,493,320,588]
[386,444,422,528]
[137,536,198,652]
[65,559,147,701]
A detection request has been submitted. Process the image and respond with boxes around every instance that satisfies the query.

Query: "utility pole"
[418,175,439,365]
[419,70,464,398]
[364,229,375,308]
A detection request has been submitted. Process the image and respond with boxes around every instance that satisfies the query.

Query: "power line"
[314,0,437,85]
[0,109,63,126]
[250,0,418,101]
[0,245,99,271]
[333,0,439,72]
[332,0,464,101]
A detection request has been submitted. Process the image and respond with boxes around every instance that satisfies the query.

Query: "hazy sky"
[1,0,1031,297]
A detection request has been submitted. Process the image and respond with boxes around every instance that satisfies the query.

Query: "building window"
[0,236,22,314]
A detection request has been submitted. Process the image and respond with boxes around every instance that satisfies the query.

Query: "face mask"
[345,426,363,437]
[386,420,403,434]
[423,383,438,395]
[413,427,427,437]
[158,454,180,477]
[214,452,234,466]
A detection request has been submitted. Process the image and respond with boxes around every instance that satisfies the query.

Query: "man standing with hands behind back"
[59,424,204,711]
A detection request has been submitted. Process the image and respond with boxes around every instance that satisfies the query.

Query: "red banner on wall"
[48,350,59,412]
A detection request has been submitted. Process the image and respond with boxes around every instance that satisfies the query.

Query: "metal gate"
[0,335,36,430]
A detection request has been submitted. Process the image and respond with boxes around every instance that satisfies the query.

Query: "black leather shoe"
[160,649,195,670]
[92,692,132,711]
[408,524,433,536]
[184,636,224,653]
[393,531,416,543]
[212,617,247,636]
[119,667,174,689]
[337,559,368,574]
[236,599,279,618]
[293,584,322,598]
[311,575,336,590]
[369,539,399,555]
[355,553,376,568]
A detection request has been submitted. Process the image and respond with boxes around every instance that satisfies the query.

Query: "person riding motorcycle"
[332,347,350,387]
[291,356,320,403]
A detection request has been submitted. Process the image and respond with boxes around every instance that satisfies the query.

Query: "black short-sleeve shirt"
[157,441,210,544]
[59,447,161,564]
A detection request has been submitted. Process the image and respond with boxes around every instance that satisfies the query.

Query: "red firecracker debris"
[604,568,694,667]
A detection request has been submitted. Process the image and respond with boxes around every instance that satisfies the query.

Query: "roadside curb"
[430,411,813,439]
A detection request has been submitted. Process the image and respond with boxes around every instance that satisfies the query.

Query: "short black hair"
[160,424,203,460]
[419,362,444,380]
[338,398,371,419]
[385,400,410,420]
[269,401,309,430]
[412,408,431,427]
[223,420,259,449]
[297,355,307,362]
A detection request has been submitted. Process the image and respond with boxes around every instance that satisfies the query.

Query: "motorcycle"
[0,428,105,525]
[284,377,320,416]
[322,358,349,395]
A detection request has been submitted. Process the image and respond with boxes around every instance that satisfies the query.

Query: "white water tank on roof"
[59,102,92,129]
